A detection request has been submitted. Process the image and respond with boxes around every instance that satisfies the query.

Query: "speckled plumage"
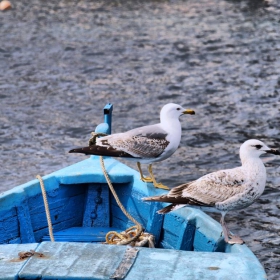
[96,125,170,162]
[144,139,280,243]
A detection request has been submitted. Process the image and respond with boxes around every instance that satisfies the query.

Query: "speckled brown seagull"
[143,139,280,244]
[69,103,195,190]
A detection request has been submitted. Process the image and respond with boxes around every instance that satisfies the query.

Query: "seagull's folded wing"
[170,168,247,206]
[144,168,247,207]
[97,124,170,158]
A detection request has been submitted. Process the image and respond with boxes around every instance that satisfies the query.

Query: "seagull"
[143,139,280,244]
[69,103,195,190]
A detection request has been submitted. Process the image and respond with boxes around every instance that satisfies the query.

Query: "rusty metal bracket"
[110,247,139,279]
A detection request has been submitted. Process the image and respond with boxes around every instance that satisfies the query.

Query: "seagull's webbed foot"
[137,162,153,183]
[141,177,154,183]
[228,234,245,245]
[152,182,170,190]
[148,164,170,190]
[220,213,244,245]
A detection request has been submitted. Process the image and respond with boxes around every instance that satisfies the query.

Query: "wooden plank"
[0,208,17,220]
[193,230,217,252]
[16,200,35,243]
[145,202,164,246]
[0,243,38,280]
[55,157,134,185]
[109,186,150,230]
[29,193,85,232]
[28,184,87,213]
[42,227,121,242]
[7,237,21,244]
[0,214,19,244]
[110,203,147,230]
[19,242,126,279]
[18,242,266,280]
[83,183,110,227]
[176,221,195,251]
[33,216,83,242]
[159,229,177,249]
[159,214,185,249]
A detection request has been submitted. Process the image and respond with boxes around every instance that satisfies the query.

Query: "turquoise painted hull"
[0,156,266,280]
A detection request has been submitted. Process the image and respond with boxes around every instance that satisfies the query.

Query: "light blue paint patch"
[0,243,38,280]
[18,242,266,280]
[54,156,134,185]
[19,242,126,280]
[126,247,267,280]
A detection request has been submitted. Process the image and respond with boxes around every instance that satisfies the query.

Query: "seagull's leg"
[220,213,244,245]
[220,213,230,243]
[147,164,170,190]
[137,162,153,183]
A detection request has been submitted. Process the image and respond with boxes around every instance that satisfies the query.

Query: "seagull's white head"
[240,139,280,163]
[160,103,195,123]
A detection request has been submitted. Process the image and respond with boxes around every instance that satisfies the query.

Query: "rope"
[36,175,55,242]
[90,131,154,247]
[100,156,150,246]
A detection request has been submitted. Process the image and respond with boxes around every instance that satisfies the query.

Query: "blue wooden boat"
[0,104,266,280]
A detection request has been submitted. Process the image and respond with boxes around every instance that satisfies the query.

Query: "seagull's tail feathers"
[157,203,185,214]
[143,185,210,214]
[143,194,185,214]
[69,145,134,158]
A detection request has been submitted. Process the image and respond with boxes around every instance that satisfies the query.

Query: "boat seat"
[41,227,122,243]
[11,241,265,280]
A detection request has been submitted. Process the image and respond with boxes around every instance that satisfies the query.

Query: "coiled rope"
[100,156,154,247]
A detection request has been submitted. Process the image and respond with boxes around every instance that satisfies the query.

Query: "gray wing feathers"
[96,124,169,158]
[180,168,247,205]
[145,168,247,207]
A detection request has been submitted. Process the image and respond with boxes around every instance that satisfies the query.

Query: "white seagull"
[69,103,195,190]
[143,139,280,244]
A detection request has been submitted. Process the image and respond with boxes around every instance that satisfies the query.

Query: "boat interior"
[0,156,225,253]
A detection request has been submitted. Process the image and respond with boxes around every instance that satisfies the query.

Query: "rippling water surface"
[1,0,280,278]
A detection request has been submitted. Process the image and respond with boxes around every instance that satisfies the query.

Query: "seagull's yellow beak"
[183,109,195,115]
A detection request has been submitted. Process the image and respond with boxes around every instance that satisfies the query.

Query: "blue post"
[95,103,113,135]
[103,103,113,135]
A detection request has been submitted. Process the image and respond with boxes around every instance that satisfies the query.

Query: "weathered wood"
[160,214,187,249]
[16,199,35,243]
[29,193,85,230]
[110,186,150,230]
[28,183,86,213]
[27,187,85,241]
[42,227,121,242]
[0,243,38,280]
[17,242,266,280]
[34,216,83,241]
[145,202,164,246]
[176,221,195,251]
[18,242,125,279]
[0,210,19,244]
[83,183,110,227]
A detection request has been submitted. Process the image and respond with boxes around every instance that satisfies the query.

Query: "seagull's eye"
[254,145,262,149]
[176,108,181,111]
